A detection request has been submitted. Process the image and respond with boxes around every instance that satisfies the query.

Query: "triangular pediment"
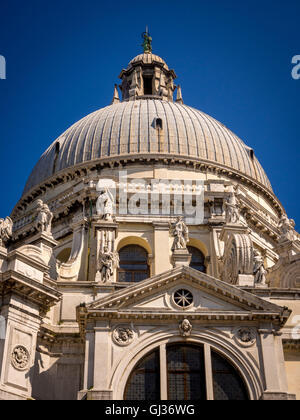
[87,267,288,320]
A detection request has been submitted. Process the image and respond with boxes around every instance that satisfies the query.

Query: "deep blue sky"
[0,0,299,226]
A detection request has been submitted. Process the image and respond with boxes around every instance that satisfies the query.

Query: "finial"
[176,85,183,104]
[141,27,152,54]
[112,84,120,104]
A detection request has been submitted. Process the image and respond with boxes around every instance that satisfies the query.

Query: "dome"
[128,53,169,70]
[23,98,272,195]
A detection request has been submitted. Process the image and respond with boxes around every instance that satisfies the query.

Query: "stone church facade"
[0,45,299,400]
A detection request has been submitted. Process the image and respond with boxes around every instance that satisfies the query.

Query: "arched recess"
[116,236,153,278]
[187,238,208,258]
[110,331,262,400]
[118,245,150,283]
[187,246,206,273]
[116,236,152,255]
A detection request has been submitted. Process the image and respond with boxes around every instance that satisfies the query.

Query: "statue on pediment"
[171,217,189,250]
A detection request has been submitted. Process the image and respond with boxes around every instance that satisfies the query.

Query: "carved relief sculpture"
[234,327,257,348]
[112,326,135,346]
[11,345,30,371]
[35,200,53,235]
[0,216,13,247]
[253,249,267,285]
[179,318,192,337]
[171,217,189,250]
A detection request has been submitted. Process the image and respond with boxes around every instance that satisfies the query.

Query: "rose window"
[173,289,193,308]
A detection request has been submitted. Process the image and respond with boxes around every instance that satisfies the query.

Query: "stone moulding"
[12,155,284,220]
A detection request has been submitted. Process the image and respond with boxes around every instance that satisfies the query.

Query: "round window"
[173,289,193,308]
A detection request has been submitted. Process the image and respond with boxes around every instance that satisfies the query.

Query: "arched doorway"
[118,245,150,283]
[124,344,249,400]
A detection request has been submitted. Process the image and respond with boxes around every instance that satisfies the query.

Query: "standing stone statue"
[96,188,114,221]
[225,191,241,224]
[34,200,53,235]
[253,249,267,285]
[278,214,295,242]
[97,246,117,283]
[0,216,13,247]
[171,217,189,250]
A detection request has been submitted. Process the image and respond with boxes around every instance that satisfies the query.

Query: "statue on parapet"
[0,216,13,247]
[35,200,53,235]
[225,190,241,224]
[278,214,296,243]
[96,187,114,222]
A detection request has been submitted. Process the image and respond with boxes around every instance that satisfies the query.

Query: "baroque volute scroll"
[267,214,300,288]
[220,186,254,286]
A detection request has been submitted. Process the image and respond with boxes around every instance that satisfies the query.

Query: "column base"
[78,389,113,400]
[237,274,254,287]
[259,391,296,400]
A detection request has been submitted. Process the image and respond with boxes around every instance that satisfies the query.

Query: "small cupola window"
[155,118,163,130]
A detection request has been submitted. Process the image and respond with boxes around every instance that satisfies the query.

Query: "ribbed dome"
[128,53,169,70]
[23,99,272,194]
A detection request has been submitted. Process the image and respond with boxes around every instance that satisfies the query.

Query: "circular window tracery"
[173,289,194,308]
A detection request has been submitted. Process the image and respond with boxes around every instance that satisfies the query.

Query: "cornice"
[12,155,284,220]
[0,270,62,311]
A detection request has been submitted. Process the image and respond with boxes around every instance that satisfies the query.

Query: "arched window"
[118,245,150,283]
[211,350,249,400]
[167,344,206,400]
[124,344,249,400]
[124,349,160,400]
[187,246,206,273]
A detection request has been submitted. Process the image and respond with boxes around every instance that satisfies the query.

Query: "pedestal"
[237,274,254,287]
[172,249,192,268]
